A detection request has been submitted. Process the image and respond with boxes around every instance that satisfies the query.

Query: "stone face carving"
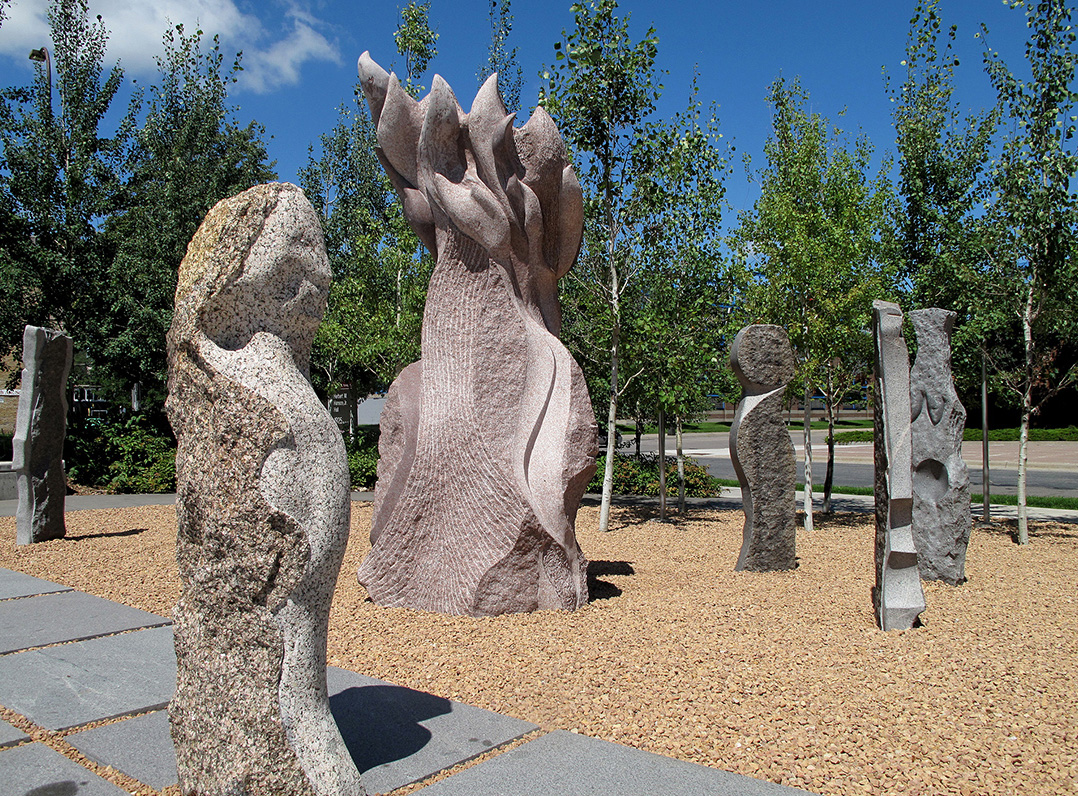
[355,53,597,616]
[166,183,365,796]
[909,308,971,585]
[729,325,797,571]
[14,325,73,546]
[872,300,925,631]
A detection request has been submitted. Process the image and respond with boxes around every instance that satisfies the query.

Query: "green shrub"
[66,414,176,493]
[346,428,380,490]
[589,452,720,497]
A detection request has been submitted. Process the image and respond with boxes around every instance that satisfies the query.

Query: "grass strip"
[713,478,1078,510]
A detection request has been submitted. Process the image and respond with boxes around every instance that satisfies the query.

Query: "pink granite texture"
[355,54,597,616]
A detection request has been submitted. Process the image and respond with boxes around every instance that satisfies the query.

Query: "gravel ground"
[1,503,1076,796]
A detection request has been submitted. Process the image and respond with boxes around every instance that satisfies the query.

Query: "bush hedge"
[588,452,721,497]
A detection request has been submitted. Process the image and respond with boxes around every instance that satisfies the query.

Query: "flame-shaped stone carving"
[729,324,797,571]
[910,308,971,585]
[354,54,596,616]
[872,300,926,630]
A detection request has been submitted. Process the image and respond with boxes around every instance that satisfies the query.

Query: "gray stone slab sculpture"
[354,53,597,616]
[909,308,972,585]
[729,324,797,571]
[14,325,73,545]
[165,183,365,796]
[872,300,925,631]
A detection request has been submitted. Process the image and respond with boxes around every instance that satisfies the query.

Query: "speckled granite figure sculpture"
[355,53,596,616]
[910,308,971,585]
[166,183,365,796]
[14,325,72,545]
[729,325,797,571]
[872,300,925,631]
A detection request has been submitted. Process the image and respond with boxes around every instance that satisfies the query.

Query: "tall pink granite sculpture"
[14,325,72,545]
[729,324,797,571]
[910,308,971,585]
[872,300,925,631]
[355,53,597,616]
[166,183,365,796]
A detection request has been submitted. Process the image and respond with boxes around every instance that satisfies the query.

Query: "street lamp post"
[28,47,52,98]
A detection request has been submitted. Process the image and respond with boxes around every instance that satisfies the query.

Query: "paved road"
[633,432,1078,499]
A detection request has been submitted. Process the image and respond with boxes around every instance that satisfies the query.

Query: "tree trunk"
[981,354,991,523]
[658,408,666,521]
[676,414,686,515]
[823,394,836,515]
[802,385,814,532]
[597,214,621,533]
[1017,282,1034,544]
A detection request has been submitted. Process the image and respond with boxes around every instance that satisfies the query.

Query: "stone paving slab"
[327,667,538,794]
[66,709,177,791]
[416,729,819,796]
[0,741,129,795]
[50,667,538,794]
[0,716,28,747]
[0,625,175,731]
[0,567,73,600]
[0,590,168,654]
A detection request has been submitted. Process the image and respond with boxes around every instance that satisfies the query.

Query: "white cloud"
[0,0,340,93]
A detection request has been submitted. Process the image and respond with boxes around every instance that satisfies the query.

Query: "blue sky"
[0,0,1034,221]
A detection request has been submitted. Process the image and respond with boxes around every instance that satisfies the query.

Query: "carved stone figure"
[910,308,971,585]
[354,55,597,616]
[872,300,925,631]
[14,325,73,545]
[166,183,365,796]
[729,325,797,571]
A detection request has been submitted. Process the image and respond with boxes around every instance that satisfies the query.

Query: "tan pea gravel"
[1,504,1076,796]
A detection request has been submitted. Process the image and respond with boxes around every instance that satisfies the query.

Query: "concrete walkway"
[0,566,815,796]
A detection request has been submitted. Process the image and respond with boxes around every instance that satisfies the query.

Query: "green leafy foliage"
[0,0,137,365]
[477,0,523,113]
[394,1,439,97]
[65,414,176,493]
[345,428,381,490]
[587,452,720,497]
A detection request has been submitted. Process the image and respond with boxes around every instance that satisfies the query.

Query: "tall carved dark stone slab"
[14,325,73,545]
[910,308,971,585]
[729,325,797,571]
[166,183,365,796]
[872,300,925,630]
[355,54,597,616]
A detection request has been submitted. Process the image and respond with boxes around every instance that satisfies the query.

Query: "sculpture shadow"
[330,684,451,773]
[23,783,78,796]
[587,559,635,602]
[67,527,147,541]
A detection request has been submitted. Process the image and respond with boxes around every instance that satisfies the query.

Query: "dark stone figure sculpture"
[354,54,597,616]
[14,325,73,545]
[909,308,972,585]
[872,300,926,631]
[166,183,365,796]
[729,325,797,571]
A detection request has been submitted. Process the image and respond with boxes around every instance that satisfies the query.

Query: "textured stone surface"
[327,667,538,793]
[0,742,131,795]
[0,626,175,731]
[417,730,820,796]
[729,325,797,571]
[166,183,364,795]
[872,300,925,631]
[0,717,29,748]
[0,566,72,599]
[67,710,178,790]
[909,309,972,585]
[355,54,597,616]
[0,589,166,653]
[14,325,72,544]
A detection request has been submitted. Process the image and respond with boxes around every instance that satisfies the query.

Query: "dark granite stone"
[729,325,797,571]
